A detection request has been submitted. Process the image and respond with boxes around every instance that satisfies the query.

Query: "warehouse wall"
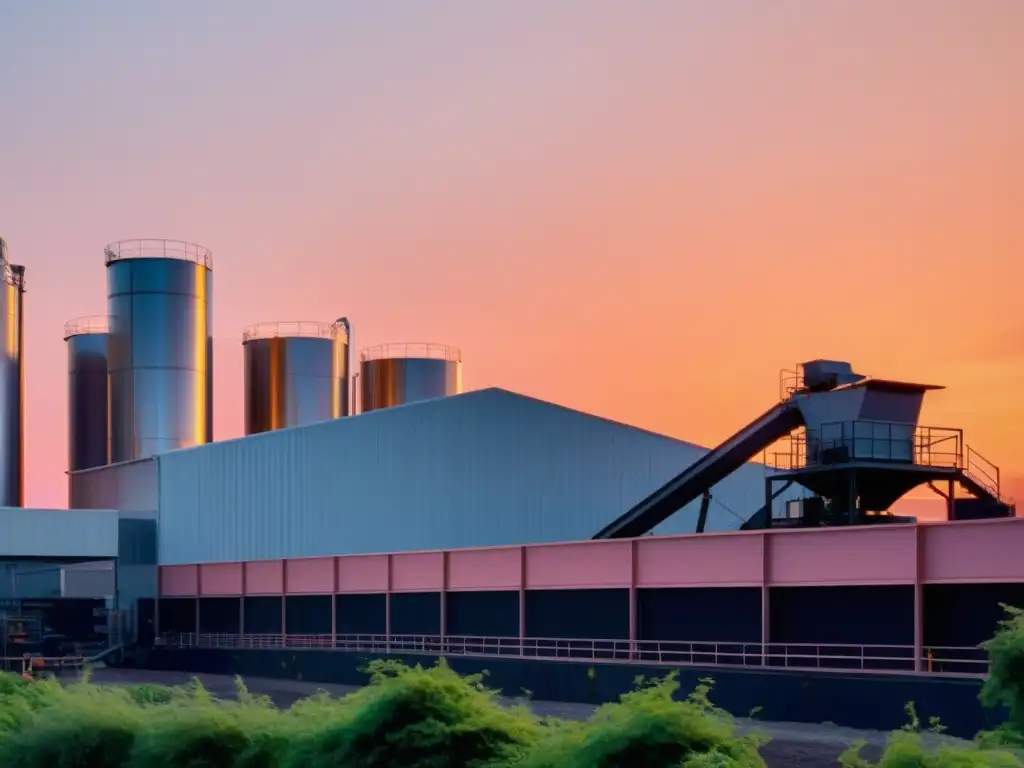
[69,458,158,514]
[156,388,785,564]
[68,458,160,636]
[0,508,119,560]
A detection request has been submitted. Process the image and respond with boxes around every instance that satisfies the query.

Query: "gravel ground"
[84,667,964,768]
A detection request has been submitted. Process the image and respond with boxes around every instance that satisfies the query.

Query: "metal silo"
[0,239,24,507]
[242,319,351,435]
[360,343,462,413]
[105,239,213,462]
[64,316,109,473]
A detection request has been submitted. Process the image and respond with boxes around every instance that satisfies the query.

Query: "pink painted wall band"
[159,517,1024,598]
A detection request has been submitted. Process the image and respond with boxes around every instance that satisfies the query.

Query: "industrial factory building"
[0,233,1022,736]
[0,236,773,645]
[70,387,770,563]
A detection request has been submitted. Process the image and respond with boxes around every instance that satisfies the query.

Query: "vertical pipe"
[331,556,338,648]
[334,317,352,416]
[628,539,637,661]
[440,551,448,650]
[518,546,527,656]
[913,524,924,672]
[240,563,247,636]
[281,561,288,644]
[154,569,162,640]
[385,554,393,654]
[195,566,202,637]
[760,532,770,666]
[11,265,24,508]
[0,256,26,507]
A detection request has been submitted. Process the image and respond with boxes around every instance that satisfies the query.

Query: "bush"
[0,663,762,768]
[839,729,1024,768]
[518,674,766,768]
[284,659,541,768]
[839,701,1024,767]
[982,605,1024,736]
[0,680,142,768]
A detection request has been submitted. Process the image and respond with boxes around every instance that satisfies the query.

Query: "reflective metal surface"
[242,320,349,435]
[0,241,24,507]
[65,316,109,473]
[106,240,213,462]
[360,343,462,413]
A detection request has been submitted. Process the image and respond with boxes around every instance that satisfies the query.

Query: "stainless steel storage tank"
[360,343,462,413]
[64,315,109,473]
[242,319,350,435]
[105,239,213,462]
[0,238,24,507]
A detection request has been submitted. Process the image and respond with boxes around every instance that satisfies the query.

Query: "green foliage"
[839,702,1024,768]
[517,674,766,768]
[982,605,1024,732]
[284,659,540,768]
[0,663,766,767]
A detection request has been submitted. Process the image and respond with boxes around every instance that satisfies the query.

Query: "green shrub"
[0,681,141,768]
[518,674,766,768]
[839,730,1024,767]
[283,659,541,768]
[840,703,1024,768]
[982,605,1024,735]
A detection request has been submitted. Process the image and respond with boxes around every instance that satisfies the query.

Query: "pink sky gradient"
[1,1,1021,513]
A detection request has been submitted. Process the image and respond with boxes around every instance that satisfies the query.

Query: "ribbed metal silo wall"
[0,240,25,507]
[65,318,109,475]
[105,240,213,462]
[360,343,462,413]
[243,322,349,435]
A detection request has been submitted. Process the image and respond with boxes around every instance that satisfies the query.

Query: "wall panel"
[156,389,788,564]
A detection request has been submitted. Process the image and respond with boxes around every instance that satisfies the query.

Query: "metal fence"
[157,633,989,677]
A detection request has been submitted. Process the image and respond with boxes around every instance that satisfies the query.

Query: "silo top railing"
[64,315,109,340]
[2,263,24,289]
[242,321,345,343]
[360,343,462,363]
[0,237,7,265]
[104,239,213,269]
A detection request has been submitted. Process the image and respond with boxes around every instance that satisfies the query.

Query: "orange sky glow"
[0,1,1021,517]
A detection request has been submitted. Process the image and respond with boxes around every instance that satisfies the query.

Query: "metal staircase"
[957,446,1015,517]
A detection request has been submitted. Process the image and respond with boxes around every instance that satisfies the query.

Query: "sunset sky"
[1,1,1021,512]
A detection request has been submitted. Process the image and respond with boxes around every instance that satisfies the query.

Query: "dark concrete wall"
[140,647,1001,739]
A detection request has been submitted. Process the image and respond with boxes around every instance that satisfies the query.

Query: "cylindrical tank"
[0,238,24,507]
[64,315,109,473]
[242,320,350,435]
[105,239,213,462]
[360,343,462,413]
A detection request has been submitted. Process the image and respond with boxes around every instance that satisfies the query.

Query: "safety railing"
[104,239,213,269]
[964,446,1004,500]
[766,421,965,472]
[158,633,989,677]
[63,314,109,339]
[359,343,462,363]
[242,321,342,343]
[778,367,804,401]
[1,655,87,676]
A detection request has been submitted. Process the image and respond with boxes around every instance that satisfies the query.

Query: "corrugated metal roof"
[156,388,781,564]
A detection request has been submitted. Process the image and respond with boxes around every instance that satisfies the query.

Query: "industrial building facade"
[0,234,1018,736]
[71,387,776,565]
